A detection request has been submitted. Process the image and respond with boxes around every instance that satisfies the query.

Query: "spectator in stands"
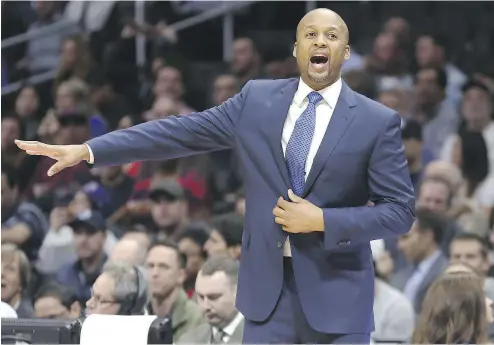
[82,165,135,219]
[391,208,448,313]
[149,179,190,241]
[383,17,411,51]
[53,34,100,92]
[365,32,412,92]
[415,34,467,105]
[449,233,494,301]
[34,282,81,319]
[86,261,148,315]
[1,164,48,261]
[454,131,494,216]
[412,271,490,344]
[412,67,460,158]
[372,261,415,343]
[177,226,209,297]
[14,86,41,140]
[120,225,152,250]
[204,213,244,260]
[178,255,244,344]
[401,120,425,190]
[145,240,203,340]
[213,74,238,106]
[25,1,79,74]
[56,211,109,303]
[2,114,25,169]
[442,80,494,176]
[109,238,147,266]
[153,66,194,114]
[415,176,464,248]
[1,244,35,318]
[377,88,411,123]
[37,191,117,276]
[231,37,262,87]
[55,78,108,138]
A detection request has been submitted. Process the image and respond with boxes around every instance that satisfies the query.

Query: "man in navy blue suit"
[16,8,415,344]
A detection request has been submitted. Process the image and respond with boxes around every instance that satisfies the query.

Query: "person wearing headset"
[85,261,148,315]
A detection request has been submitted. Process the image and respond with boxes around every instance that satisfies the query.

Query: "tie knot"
[307,91,323,105]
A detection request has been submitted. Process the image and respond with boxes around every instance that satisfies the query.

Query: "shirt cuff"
[85,143,94,164]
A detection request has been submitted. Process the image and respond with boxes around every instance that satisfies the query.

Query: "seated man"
[34,282,81,319]
[178,255,244,344]
[85,261,148,316]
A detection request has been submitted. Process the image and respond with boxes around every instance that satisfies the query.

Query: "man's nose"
[315,34,328,47]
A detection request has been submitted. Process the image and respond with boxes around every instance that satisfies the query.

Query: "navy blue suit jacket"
[87,78,415,334]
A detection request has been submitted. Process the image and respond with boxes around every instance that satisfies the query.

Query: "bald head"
[297,9,349,44]
[110,238,147,266]
[294,8,350,90]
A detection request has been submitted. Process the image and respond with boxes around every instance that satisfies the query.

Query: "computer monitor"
[148,317,173,344]
[1,318,82,344]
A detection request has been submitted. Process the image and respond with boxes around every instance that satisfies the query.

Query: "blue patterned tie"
[285,91,323,196]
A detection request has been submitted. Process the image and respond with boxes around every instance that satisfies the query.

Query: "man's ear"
[344,45,350,61]
[293,42,297,58]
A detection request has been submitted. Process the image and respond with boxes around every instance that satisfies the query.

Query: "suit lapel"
[303,82,357,196]
[266,78,299,191]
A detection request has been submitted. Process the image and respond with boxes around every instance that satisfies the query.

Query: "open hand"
[15,140,90,176]
[273,189,324,233]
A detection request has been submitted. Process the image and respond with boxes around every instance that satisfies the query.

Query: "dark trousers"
[242,258,370,344]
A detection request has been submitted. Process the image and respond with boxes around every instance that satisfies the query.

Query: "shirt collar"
[214,311,244,337]
[293,78,342,109]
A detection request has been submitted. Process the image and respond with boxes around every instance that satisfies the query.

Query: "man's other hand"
[273,189,324,233]
[15,140,90,176]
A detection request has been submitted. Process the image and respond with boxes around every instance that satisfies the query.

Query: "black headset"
[119,266,149,315]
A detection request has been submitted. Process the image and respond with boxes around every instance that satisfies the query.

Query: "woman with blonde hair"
[412,271,491,344]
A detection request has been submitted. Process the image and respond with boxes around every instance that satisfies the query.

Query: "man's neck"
[151,288,179,317]
[80,252,104,274]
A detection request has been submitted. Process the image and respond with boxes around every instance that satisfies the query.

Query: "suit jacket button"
[338,241,350,246]
[277,242,283,248]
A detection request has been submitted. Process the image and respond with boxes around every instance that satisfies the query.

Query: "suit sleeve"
[85,81,252,167]
[322,113,415,251]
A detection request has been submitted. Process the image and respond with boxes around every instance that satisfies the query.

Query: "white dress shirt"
[280,78,342,256]
[86,78,343,256]
[212,311,244,343]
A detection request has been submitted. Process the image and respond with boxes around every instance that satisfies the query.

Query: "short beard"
[308,72,331,84]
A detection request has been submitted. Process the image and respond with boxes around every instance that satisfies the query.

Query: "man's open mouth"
[310,54,329,65]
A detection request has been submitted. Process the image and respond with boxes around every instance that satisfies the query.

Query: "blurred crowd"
[2,1,494,344]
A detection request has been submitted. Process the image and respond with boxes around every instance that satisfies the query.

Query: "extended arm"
[322,113,415,250]
[86,81,252,168]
